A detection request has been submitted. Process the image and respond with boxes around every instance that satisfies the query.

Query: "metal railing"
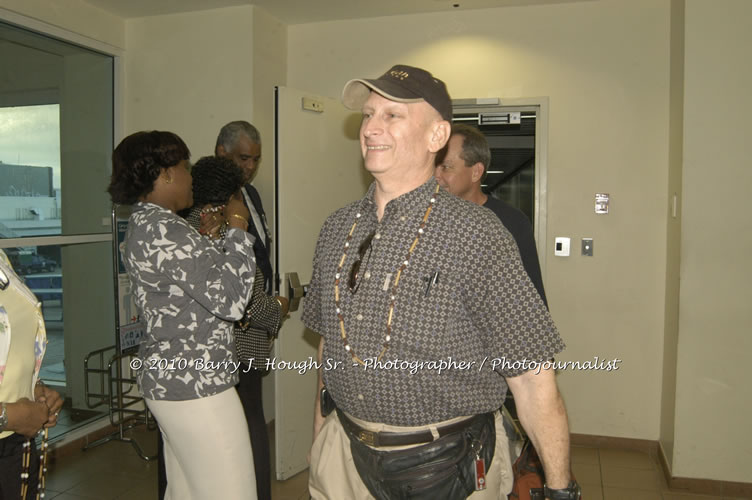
[83,345,156,460]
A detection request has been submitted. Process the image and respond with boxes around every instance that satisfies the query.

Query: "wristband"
[543,481,581,500]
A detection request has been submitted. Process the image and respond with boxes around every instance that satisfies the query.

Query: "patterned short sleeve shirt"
[124,202,256,401]
[302,178,564,426]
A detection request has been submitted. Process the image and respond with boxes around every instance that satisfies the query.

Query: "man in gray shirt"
[303,65,579,499]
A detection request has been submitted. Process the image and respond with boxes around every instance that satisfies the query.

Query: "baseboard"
[49,419,120,461]
[657,442,752,497]
[570,433,658,456]
[49,418,277,463]
[572,433,752,497]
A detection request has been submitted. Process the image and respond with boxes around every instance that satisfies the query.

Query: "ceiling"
[80,0,591,25]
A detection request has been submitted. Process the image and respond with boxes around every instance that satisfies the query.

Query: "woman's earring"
[165,174,173,184]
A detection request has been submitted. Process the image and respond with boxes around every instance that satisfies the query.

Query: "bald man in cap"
[303,65,579,500]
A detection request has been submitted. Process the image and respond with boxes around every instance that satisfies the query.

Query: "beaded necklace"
[19,429,48,500]
[333,184,439,365]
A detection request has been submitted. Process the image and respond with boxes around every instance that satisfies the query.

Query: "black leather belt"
[337,409,481,447]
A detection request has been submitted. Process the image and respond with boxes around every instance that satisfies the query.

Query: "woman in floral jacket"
[108,131,258,499]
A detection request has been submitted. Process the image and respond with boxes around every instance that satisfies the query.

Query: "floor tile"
[572,462,602,486]
[113,478,156,499]
[47,494,95,500]
[663,493,724,499]
[601,465,665,490]
[65,472,144,499]
[599,448,658,470]
[581,484,604,500]
[571,445,600,465]
[272,468,310,500]
[603,487,664,499]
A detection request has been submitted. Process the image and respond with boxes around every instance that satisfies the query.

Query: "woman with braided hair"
[185,156,286,499]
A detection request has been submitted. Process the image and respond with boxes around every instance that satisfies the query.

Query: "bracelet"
[275,297,284,309]
[229,214,249,226]
[0,402,8,432]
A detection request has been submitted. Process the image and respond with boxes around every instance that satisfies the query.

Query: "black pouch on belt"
[346,412,496,500]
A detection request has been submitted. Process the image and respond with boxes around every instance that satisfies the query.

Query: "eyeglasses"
[348,231,375,293]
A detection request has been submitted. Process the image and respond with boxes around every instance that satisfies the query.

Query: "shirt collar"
[361,177,439,216]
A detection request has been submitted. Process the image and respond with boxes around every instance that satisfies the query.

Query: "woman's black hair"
[190,156,246,207]
[107,131,190,205]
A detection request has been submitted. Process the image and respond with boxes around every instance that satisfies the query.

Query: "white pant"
[146,389,257,500]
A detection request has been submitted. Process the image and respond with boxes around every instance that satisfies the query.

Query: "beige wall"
[251,5,287,247]
[289,0,672,441]
[124,6,255,157]
[674,0,752,482]
[0,0,124,48]
[659,0,685,470]
[251,5,288,423]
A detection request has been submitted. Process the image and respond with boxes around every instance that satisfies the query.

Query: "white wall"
[288,0,672,442]
[674,0,752,483]
[124,5,255,156]
[0,0,124,49]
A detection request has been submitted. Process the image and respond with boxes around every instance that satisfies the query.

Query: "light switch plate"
[302,97,324,113]
[582,238,593,256]
[554,237,570,257]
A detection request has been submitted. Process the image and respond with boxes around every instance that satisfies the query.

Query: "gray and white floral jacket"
[124,202,256,401]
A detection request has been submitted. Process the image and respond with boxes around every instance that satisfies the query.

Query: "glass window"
[0,104,61,237]
[1,20,116,440]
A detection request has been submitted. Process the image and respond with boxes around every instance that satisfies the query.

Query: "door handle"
[285,272,308,313]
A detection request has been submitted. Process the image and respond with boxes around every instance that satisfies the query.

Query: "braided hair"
[190,155,246,207]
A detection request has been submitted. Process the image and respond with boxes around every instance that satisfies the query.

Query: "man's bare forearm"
[507,367,571,489]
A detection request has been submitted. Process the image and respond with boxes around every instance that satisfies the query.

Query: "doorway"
[451,98,549,275]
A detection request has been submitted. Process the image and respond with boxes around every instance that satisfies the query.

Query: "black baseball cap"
[342,64,452,121]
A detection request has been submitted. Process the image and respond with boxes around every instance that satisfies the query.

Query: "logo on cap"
[389,70,409,81]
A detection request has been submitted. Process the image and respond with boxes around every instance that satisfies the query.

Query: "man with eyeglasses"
[302,65,580,500]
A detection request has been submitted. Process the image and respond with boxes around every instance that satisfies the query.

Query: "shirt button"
[374,233,381,240]
[358,394,364,401]
[364,271,371,279]
[356,314,363,321]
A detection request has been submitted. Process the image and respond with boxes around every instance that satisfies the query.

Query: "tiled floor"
[571,446,748,500]
[43,425,309,499]
[41,433,746,499]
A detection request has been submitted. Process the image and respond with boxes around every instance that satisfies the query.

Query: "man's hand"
[506,365,571,489]
[5,398,50,437]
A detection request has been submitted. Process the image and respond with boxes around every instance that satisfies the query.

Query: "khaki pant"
[309,411,513,499]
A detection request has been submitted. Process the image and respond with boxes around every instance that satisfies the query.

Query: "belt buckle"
[358,430,376,446]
